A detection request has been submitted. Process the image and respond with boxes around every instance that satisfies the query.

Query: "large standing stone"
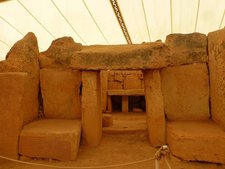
[144,70,165,146]
[161,63,210,121]
[40,69,81,118]
[100,70,108,113]
[39,37,82,68]
[0,72,27,159]
[0,32,40,125]
[166,33,208,65]
[82,71,102,146]
[208,28,225,130]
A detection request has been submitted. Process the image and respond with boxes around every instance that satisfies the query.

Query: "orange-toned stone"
[108,81,123,89]
[144,70,165,147]
[40,68,81,119]
[100,70,109,113]
[161,63,210,121]
[122,96,129,113]
[166,33,208,65]
[167,120,225,164]
[102,114,113,127]
[72,42,170,70]
[82,71,102,146]
[208,28,225,130]
[0,72,27,159]
[19,119,81,161]
[124,74,142,89]
[0,33,40,125]
[39,37,82,69]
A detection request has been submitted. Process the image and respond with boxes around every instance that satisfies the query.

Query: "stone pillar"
[208,28,225,130]
[100,70,108,113]
[0,72,27,159]
[82,71,102,146]
[122,96,129,112]
[144,70,166,147]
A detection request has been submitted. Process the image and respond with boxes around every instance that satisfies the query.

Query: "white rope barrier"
[0,145,173,169]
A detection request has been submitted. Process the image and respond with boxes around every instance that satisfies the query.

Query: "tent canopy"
[0,0,224,60]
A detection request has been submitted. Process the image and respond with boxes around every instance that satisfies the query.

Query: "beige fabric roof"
[0,0,224,60]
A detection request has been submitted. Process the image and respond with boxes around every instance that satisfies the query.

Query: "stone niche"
[107,70,145,112]
[0,28,225,164]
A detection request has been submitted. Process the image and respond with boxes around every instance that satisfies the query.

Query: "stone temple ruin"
[0,27,225,164]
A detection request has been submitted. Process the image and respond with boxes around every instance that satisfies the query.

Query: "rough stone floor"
[103,112,147,134]
[0,132,225,169]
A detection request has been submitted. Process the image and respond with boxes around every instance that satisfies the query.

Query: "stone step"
[19,119,81,161]
[103,112,147,134]
[167,120,225,164]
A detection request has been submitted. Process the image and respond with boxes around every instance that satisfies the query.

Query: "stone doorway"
[102,70,147,134]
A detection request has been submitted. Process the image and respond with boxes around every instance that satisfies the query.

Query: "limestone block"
[108,71,115,82]
[114,72,123,82]
[161,63,210,121]
[0,32,40,125]
[122,96,129,112]
[39,37,82,68]
[102,114,113,127]
[0,72,27,159]
[82,71,102,146]
[40,69,81,119]
[208,28,225,130]
[100,70,109,112]
[108,81,123,89]
[144,70,166,147]
[124,74,142,89]
[72,42,170,70]
[166,33,208,65]
[19,119,81,161]
[167,120,225,164]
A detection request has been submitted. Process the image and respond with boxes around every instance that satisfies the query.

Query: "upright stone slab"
[40,69,81,118]
[161,63,210,121]
[144,70,165,146]
[82,71,102,146]
[100,70,108,113]
[39,37,82,69]
[0,33,40,125]
[124,72,142,89]
[165,33,208,65]
[0,72,27,159]
[208,28,225,130]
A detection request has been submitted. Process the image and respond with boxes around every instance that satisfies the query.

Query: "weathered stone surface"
[144,70,166,146]
[166,33,208,65]
[82,71,102,146]
[161,63,210,121]
[107,70,143,90]
[100,70,109,113]
[0,32,40,125]
[208,28,225,130]
[40,69,81,119]
[0,72,27,159]
[72,42,170,70]
[124,74,142,89]
[39,37,82,68]
[102,114,113,127]
[108,81,123,89]
[167,120,225,164]
[19,119,81,161]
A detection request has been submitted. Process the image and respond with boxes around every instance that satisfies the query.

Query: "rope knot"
[154,145,170,160]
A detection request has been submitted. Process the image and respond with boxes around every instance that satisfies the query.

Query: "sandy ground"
[0,132,224,169]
